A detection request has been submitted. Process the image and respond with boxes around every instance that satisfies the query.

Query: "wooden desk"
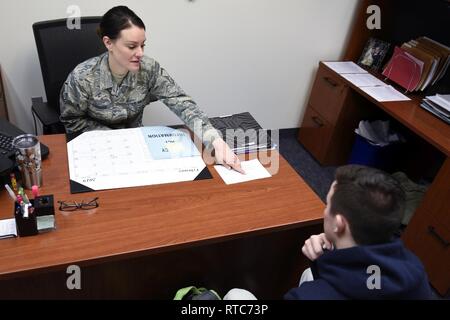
[0,134,324,299]
[299,61,450,295]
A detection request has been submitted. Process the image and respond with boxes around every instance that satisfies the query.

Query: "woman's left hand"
[212,138,245,174]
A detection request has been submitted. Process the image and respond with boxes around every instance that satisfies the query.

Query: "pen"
[4,184,17,202]
[23,193,30,204]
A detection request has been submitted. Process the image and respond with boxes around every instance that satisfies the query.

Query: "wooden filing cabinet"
[298,62,367,165]
[402,157,450,295]
[0,66,8,119]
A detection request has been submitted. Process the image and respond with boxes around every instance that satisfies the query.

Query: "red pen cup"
[32,185,39,198]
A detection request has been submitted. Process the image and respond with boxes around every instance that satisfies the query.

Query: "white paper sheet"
[323,61,368,74]
[341,73,387,87]
[214,159,271,185]
[67,127,207,191]
[0,218,17,239]
[360,85,411,102]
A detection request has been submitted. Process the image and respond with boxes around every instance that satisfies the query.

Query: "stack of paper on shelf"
[209,112,275,154]
[421,94,450,124]
[382,37,450,92]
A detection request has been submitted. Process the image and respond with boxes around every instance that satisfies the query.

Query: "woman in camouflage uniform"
[60,6,243,173]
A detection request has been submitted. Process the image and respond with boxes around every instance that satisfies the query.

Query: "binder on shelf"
[209,112,275,154]
[382,46,423,92]
[401,43,436,91]
[409,39,442,89]
[417,37,450,86]
[383,37,450,93]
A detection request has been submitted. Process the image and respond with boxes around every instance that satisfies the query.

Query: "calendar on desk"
[66,126,211,193]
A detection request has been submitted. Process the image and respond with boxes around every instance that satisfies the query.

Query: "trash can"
[348,133,404,172]
[348,120,405,171]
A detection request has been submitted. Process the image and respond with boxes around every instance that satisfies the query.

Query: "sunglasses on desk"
[57,197,99,211]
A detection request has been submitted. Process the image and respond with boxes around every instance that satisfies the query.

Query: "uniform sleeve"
[59,73,111,134]
[148,61,221,147]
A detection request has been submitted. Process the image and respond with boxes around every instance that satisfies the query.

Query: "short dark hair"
[97,6,146,40]
[330,165,405,245]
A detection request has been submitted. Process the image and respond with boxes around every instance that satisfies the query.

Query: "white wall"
[0,0,358,133]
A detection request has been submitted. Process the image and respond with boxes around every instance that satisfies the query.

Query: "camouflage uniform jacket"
[60,52,220,146]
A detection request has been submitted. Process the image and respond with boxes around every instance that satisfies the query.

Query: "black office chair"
[31,17,106,134]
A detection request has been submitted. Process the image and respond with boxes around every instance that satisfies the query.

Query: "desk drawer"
[298,106,333,163]
[309,64,347,125]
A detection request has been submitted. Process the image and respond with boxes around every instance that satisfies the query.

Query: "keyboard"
[0,131,15,158]
[0,132,15,177]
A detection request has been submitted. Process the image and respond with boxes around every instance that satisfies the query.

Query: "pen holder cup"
[13,195,55,237]
[14,200,38,237]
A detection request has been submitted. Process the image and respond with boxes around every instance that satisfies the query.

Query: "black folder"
[209,112,273,154]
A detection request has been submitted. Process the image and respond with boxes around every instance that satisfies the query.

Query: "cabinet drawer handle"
[312,116,324,127]
[428,226,450,248]
[323,76,338,87]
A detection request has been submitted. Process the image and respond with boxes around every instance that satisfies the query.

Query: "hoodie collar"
[315,239,429,299]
